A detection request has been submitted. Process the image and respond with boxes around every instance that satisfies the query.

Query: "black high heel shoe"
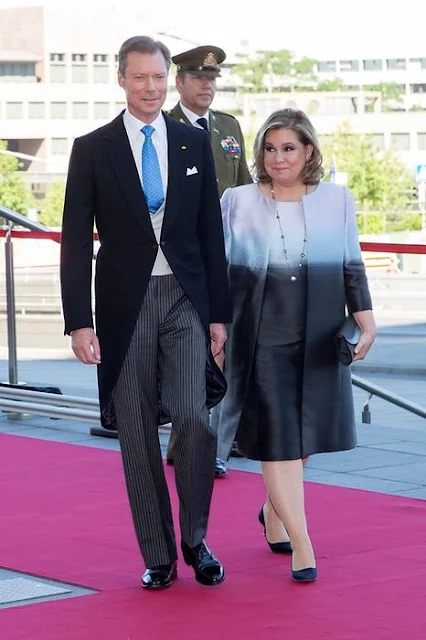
[258,507,292,554]
[292,567,317,583]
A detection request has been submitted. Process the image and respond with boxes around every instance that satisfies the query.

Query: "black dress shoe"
[258,507,292,554]
[230,440,244,458]
[292,567,317,583]
[215,457,227,477]
[141,561,177,589]
[181,540,225,586]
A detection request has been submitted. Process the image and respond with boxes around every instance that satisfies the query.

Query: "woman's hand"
[353,330,375,361]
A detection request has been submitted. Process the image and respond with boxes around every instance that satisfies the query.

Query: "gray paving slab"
[351,461,426,484]
[307,447,425,473]
[308,473,421,494]
[365,440,426,455]
[393,487,426,499]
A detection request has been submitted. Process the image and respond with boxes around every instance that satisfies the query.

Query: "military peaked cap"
[172,45,226,77]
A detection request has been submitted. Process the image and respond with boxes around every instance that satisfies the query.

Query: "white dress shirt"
[179,102,210,130]
[122,109,171,275]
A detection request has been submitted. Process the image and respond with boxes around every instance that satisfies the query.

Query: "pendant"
[291,275,297,282]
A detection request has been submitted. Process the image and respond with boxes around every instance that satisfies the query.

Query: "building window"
[29,102,45,119]
[409,58,426,70]
[0,63,35,76]
[318,60,336,73]
[51,102,67,118]
[386,59,406,70]
[93,66,109,83]
[51,138,68,155]
[418,133,426,150]
[72,54,87,63]
[72,102,89,118]
[371,134,385,149]
[324,97,355,115]
[50,65,67,82]
[50,53,65,62]
[410,84,426,94]
[94,102,110,119]
[363,59,383,71]
[339,60,359,72]
[391,133,410,151]
[93,54,108,63]
[6,102,23,118]
[72,65,88,82]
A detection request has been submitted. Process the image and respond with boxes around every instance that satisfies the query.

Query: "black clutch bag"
[335,315,361,366]
[205,351,227,409]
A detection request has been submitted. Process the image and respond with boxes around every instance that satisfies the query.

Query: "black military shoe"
[141,561,177,589]
[215,457,227,477]
[181,540,225,586]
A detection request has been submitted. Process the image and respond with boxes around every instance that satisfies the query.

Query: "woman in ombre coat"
[211,109,376,582]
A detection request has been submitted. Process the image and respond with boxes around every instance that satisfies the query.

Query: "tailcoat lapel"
[161,114,188,236]
[103,114,155,240]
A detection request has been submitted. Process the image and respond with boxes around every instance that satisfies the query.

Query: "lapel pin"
[181,145,187,150]
[179,119,185,123]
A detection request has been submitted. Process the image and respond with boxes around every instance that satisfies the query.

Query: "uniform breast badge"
[220,136,241,158]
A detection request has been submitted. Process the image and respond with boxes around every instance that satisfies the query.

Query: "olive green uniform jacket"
[168,103,252,196]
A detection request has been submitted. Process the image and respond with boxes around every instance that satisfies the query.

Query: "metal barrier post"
[4,221,18,385]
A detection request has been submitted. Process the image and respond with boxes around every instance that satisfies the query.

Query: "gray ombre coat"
[211,181,372,461]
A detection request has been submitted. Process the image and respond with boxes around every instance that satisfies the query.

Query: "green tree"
[38,180,66,227]
[0,140,32,215]
[368,82,404,111]
[232,50,317,93]
[321,124,414,228]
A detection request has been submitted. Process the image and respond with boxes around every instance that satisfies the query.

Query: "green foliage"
[0,140,33,215]
[315,78,347,91]
[368,82,404,111]
[38,181,66,227]
[232,50,317,93]
[321,123,413,210]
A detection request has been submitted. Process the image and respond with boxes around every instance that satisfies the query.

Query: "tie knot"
[142,124,155,139]
[196,117,208,131]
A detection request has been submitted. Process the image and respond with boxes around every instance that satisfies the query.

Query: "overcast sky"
[1,0,425,59]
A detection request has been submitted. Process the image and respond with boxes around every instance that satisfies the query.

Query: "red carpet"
[1,433,426,639]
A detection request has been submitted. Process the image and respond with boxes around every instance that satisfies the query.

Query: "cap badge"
[203,52,218,68]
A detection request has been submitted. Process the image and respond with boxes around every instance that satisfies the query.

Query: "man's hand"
[209,323,227,359]
[71,327,101,364]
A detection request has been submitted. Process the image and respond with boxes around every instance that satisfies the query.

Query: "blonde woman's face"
[263,127,312,186]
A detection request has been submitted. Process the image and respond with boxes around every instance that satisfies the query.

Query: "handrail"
[351,373,426,423]
[0,386,98,409]
[0,204,57,237]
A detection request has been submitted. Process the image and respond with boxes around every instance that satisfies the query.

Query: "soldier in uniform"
[166,45,252,476]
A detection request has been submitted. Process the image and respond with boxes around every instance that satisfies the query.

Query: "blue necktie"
[141,125,164,215]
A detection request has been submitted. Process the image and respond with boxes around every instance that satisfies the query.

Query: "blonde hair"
[253,108,324,184]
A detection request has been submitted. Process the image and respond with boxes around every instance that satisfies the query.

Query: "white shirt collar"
[179,102,210,128]
[122,108,167,139]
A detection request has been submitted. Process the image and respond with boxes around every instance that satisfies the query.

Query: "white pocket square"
[186,166,198,176]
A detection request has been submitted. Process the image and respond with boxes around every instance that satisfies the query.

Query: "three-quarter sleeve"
[343,187,373,312]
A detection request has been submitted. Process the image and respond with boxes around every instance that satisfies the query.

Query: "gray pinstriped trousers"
[112,274,217,568]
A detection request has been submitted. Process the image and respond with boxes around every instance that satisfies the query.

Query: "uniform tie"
[141,125,164,215]
[196,117,209,132]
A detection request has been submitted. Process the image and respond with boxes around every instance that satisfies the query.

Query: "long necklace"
[270,183,307,282]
